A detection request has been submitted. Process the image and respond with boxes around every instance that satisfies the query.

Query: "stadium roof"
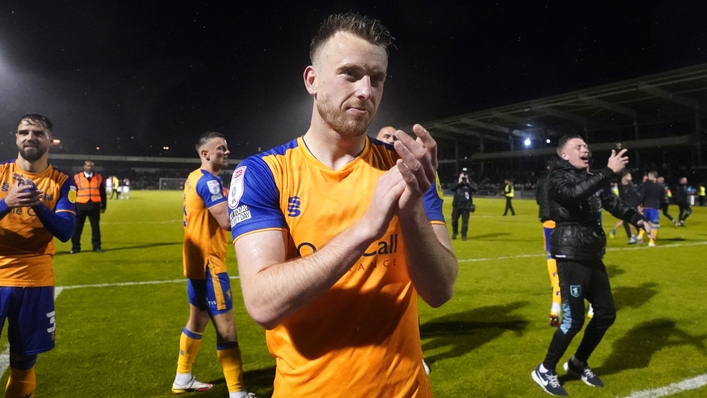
[407,63,707,164]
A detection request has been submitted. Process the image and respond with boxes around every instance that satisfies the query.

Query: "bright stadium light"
[524,138,531,147]
[546,138,551,144]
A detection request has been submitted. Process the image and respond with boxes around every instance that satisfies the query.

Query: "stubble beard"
[19,145,47,162]
[317,99,373,138]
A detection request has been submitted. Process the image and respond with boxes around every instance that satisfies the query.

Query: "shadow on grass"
[55,241,182,256]
[605,264,625,278]
[594,318,707,376]
[205,366,276,398]
[612,282,658,310]
[421,301,530,366]
[466,232,511,240]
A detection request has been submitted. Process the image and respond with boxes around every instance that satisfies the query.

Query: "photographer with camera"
[451,168,477,240]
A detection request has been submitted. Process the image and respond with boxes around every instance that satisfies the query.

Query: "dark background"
[1,1,706,160]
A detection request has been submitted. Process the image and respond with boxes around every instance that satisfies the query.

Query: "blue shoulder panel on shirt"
[229,147,291,241]
[195,170,226,208]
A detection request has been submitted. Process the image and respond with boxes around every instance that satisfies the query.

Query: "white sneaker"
[648,241,656,247]
[587,304,594,319]
[422,359,431,375]
[172,375,213,395]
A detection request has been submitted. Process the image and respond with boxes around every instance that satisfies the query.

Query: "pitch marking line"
[620,373,707,397]
[459,241,707,263]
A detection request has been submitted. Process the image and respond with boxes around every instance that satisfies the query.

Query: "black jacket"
[547,159,646,261]
[674,184,690,205]
[452,180,477,210]
[536,174,551,222]
[618,180,641,207]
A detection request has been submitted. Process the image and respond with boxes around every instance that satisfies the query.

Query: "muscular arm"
[235,168,405,330]
[400,209,457,307]
[208,202,231,230]
[393,125,458,307]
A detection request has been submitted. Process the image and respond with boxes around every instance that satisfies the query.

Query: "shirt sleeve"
[228,156,287,241]
[195,171,227,208]
[424,174,445,223]
[56,176,77,214]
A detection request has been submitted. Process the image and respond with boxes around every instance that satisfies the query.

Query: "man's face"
[16,119,52,162]
[203,137,230,170]
[309,32,388,137]
[376,126,396,144]
[680,177,687,184]
[560,138,590,170]
[83,161,95,173]
[623,173,632,183]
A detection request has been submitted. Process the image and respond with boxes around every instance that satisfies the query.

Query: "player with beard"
[228,13,457,397]
[0,114,76,398]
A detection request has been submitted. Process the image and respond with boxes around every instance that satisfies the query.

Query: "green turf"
[2,191,705,397]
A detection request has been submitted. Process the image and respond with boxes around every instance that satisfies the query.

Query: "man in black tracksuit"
[531,135,652,396]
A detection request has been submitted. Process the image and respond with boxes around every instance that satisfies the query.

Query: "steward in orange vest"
[70,161,106,253]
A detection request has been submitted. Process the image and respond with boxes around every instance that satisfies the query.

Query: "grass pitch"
[2,191,705,397]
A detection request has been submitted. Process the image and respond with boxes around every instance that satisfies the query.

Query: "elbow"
[425,289,454,308]
[247,307,282,330]
[57,233,72,243]
[243,298,284,330]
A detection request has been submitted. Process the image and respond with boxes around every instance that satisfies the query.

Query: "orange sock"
[547,258,561,309]
[177,328,203,374]
[217,342,244,393]
[6,366,36,398]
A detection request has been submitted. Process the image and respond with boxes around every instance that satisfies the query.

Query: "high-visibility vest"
[505,183,514,198]
[74,173,103,203]
[700,186,706,197]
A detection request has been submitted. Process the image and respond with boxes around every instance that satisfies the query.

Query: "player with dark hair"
[531,134,652,396]
[230,13,457,397]
[172,131,255,398]
[0,114,76,398]
[657,176,677,227]
[376,126,397,144]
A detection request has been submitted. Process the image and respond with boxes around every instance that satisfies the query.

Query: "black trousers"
[503,197,515,215]
[660,203,675,222]
[678,203,692,222]
[72,205,102,251]
[451,207,470,237]
[542,259,616,370]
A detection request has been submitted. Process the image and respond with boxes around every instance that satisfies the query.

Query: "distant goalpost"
[159,178,187,190]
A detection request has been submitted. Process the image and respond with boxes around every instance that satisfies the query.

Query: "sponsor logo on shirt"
[287,196,301,217]
[207,180,221,195]
[296,233,399,259]
[228,166,246,209]
[230,205,252,227]
[1,182,8,192]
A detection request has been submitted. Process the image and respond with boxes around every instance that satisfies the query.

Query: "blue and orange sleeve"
[229,156,287,241]
[195,171,227,208]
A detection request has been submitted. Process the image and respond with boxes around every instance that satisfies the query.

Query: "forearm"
[553,168,613,202]
[238,221,378,329]
[33,203,75,242]
[399,205,457,308]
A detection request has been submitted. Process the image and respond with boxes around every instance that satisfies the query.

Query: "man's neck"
[201,162,220,175]
[15,155,48,173]
[302,128,366,171]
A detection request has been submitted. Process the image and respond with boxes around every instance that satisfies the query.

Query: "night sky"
[1,1,706,160]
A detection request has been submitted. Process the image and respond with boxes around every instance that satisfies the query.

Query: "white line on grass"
[459,241,707,263]
[0,287,65,378]
[620,373,707,398]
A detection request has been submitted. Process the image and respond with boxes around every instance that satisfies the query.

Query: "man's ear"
[304,66,317,95]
